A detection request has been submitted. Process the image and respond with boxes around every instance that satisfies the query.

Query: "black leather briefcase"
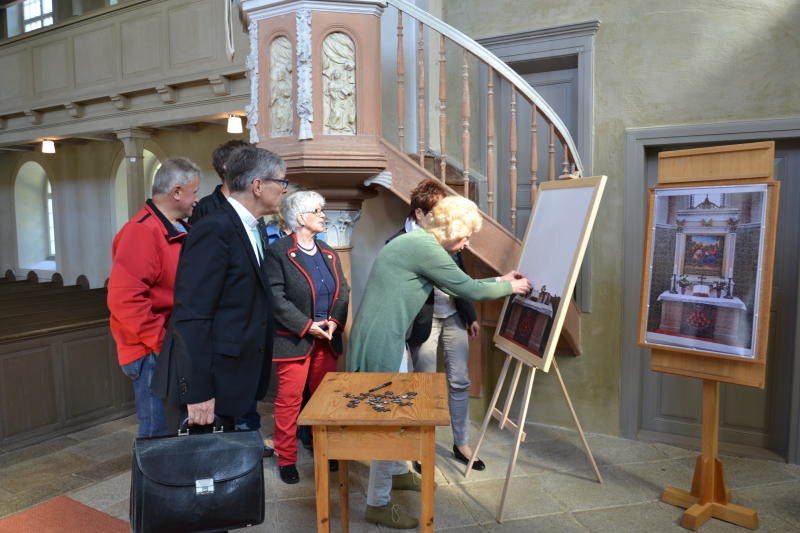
[130,419,265,533]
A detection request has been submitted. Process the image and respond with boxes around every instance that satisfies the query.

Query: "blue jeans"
[122,352,168,438]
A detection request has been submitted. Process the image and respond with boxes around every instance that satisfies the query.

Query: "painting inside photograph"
[494,176,606,371]
[641,184,769,359]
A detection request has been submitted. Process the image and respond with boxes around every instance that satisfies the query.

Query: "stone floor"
[1,404,799,532]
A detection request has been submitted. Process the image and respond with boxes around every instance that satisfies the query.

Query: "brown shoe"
[365,502,419,529]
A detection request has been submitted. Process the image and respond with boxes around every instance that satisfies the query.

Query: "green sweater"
[347,229,512,373]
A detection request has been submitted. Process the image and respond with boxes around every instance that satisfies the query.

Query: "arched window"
[114,149,161,231]
[14,161,56,271]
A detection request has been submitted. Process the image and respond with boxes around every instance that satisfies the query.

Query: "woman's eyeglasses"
[303,208,325,216]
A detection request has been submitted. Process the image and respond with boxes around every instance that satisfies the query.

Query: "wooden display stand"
[639,141,780,530]
[297,372,450,533]
[468,348,602,523]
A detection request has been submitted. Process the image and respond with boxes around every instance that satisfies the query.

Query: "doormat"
[0,495,128,533]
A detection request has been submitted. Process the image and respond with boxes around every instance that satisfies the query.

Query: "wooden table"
[297,372,449,533]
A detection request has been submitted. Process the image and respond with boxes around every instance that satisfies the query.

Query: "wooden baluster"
[461,49,470,199]
[438,34,447,181]
[417,21,426,165]
[396,13,405,150]
[530,104,538,210]
[559,138,571,179]
[548,123,556,181]
[509,89,518,233]
[486,70,496,218]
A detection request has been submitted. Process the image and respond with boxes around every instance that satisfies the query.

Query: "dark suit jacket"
[386,227,478,346]
[190,184,269,251]
[264,235,349,361]
[152,200,274,417]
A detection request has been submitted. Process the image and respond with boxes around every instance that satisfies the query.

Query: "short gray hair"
[226,146,286,193]
[151,157,200,196]
[280,190,325,232]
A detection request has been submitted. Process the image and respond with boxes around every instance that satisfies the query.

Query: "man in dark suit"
[153,146,289,431]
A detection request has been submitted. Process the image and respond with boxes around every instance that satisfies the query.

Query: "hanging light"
[227,114,243,134]
[42,140,56,153]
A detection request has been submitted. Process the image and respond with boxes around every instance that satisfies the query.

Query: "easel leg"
[498,359,523,430]
[552,359,603,484]
[496,366,536,523]
[661,380,759,530]
[466,353,512,477]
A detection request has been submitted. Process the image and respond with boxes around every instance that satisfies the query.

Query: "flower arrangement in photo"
[710,280,727,291]
[678,276,691,288]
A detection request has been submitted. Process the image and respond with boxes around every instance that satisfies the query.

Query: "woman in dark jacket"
[264,190,349,484]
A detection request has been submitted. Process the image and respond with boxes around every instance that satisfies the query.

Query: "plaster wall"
[442,0,800,435]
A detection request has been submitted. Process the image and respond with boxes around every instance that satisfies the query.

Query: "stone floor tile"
[579,433,672,466]
[732,480,800,528]
[266,459,367,501]
[66,430,135,463]
[73,454,131,482]
[66,415,138,441]
[454,475,565,524]
[0,436,81,470]
[483,511,588,532]
[275,493,379,533]
[436,441,536,484]
[574,501,690,532]
[103,500,130,522]
[70,471,131,511]
[0,450,96,494]
[537,465,654,512]
[389,485,479,530]
[679,455,798,489]
[651,441,698,459]
[0,475,92,517]
[615,458,696,500]
[515,437,610,476]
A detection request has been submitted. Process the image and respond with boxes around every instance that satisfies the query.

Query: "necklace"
[297,239,317,252]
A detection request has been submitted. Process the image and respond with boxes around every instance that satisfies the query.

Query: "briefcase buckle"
[195,478,214,495]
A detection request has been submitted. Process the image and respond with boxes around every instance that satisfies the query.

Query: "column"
[115,128,150,219]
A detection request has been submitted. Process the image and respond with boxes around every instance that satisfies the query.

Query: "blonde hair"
[425,196,482,244]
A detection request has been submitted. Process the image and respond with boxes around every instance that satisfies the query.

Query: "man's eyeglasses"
[262,178,289,190]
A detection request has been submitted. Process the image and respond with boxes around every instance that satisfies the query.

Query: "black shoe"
[279,464,299,484]
[297,425,313,450]
[329,460,339,472]
[263,445,274,458]
[453,445,485,471]
[412,461,422,474]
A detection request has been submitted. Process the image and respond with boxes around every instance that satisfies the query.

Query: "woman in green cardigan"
[348,196,531,529]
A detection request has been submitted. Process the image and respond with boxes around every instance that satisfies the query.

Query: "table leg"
[339,460,349,533]
[420,426,436,533]
[312,426,331,532]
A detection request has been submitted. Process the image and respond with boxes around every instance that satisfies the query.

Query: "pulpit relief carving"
[322,32,356,135]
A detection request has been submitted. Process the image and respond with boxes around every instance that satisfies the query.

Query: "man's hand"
[309,321,332,340]
[467,321,480,339]
[498,270,524,283]
[187,398,215,426]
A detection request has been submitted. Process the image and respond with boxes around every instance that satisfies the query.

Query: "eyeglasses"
[303,208,325,217]
[262,178,289,190]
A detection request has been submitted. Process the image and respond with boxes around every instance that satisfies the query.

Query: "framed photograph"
[493,176,607,371]
[638,183,773,360]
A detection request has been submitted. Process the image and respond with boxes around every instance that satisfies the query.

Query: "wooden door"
[639,140,800,456]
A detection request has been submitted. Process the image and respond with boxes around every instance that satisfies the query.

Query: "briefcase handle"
[177,415,225,436]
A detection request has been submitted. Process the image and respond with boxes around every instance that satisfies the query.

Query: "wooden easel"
[467,347,602,523]
[639,142,780,530]
[661,379,757,530]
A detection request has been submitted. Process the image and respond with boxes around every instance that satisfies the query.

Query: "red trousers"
[274,339,338,466]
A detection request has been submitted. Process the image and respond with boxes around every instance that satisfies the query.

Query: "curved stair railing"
[383,0,585,236]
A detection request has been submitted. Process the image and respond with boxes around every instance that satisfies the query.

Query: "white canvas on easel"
[468,176,607,523]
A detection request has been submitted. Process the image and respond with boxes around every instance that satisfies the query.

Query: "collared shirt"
[228,197,261,262]
[403,218,456,319]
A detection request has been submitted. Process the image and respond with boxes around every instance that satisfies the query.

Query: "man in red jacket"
[108,157,200,437]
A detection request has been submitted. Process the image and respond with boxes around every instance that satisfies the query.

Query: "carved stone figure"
[270,37,293,137]
[322,32,356,135]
